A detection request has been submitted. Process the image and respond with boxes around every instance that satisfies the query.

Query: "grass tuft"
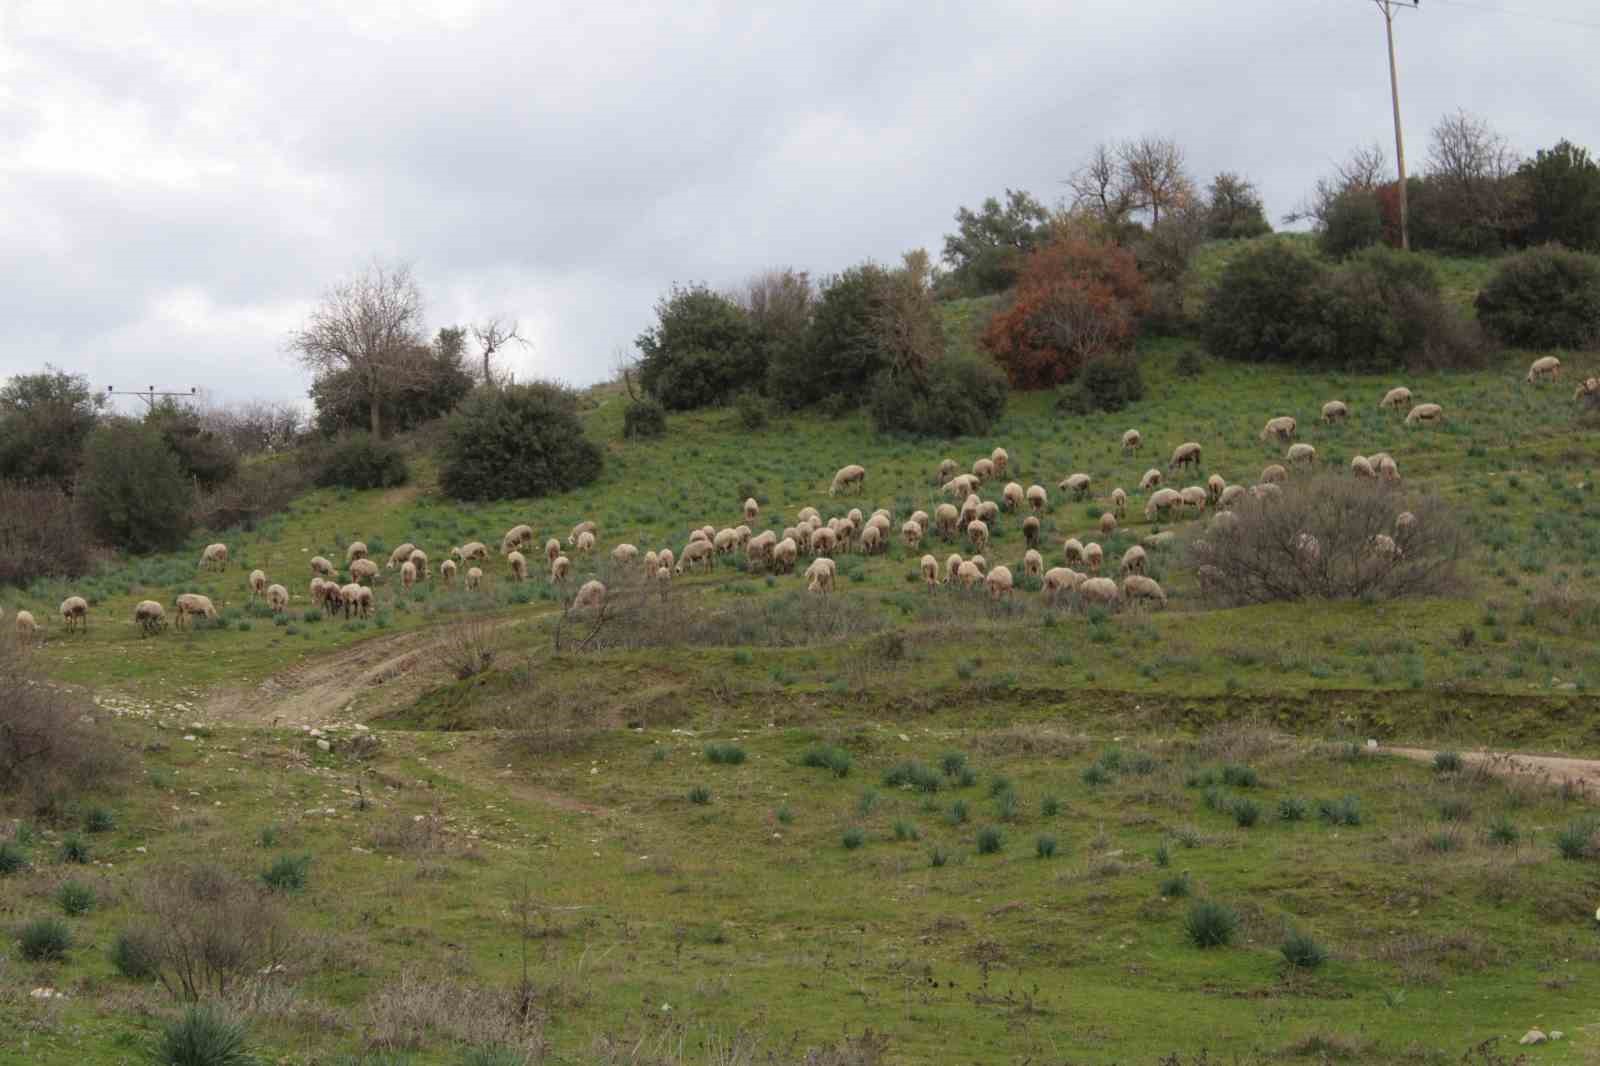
[975,826,1004,855]
[57,879,96,916]
[1280,929,1329,970]
[260,853,311,893]
[1183,900,1238,949]
[18,917,72,961]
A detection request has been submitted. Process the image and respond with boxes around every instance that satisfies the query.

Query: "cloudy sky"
[3,1,1596,412]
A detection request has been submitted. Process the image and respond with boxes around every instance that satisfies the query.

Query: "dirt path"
[1388,745,1600,794]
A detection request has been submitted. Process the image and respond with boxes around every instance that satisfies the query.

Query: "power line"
[1366,0,1600,31]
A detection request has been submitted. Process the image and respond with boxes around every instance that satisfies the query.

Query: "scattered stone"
[316,739,331,753]
[182,735,197,742]
[1365,739,1378,750]
[1519,1029,1547,1046]
[1551,1031,1564,1041]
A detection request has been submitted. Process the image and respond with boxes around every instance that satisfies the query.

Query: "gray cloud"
[2,0,1595,411]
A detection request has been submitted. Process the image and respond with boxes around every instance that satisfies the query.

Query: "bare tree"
[1427,110,1518,187]
[1285,144,1390,227]
[1118,136,1195,226]
[471,315,530,388]
[289,262,424,437]
[734,268,814,343]
[1066,142,1135,225]
[871,249,945,389]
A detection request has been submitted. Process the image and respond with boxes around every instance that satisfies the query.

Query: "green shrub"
[260,853,311,893]
[1230,799,1261,828]
[1183,900,1239,948]
[56,879,95,916]
[939,751,968,778]
[929,846,949,868]
[1317,796,1363,827]
[622,398,667,439]
[1040,795,1061,817]
[1081,764,1112,787]
[883,761,942,793]
[440,382,603,502]
[60,833,90,864]
[975,826,1004,855]
[310,432,409,490]
[1280,929,1329,970]
[1158,872,1191,898]
[1487,814,1520,846]
[1220,764,1257,788]
[841,827,865,850]
[768,264,890,410]
[1035,835,1057,859]
[152,1005,252,1066]
[636,284,762,410]
[947,800,969,825]
[1439,798,1472,823]
[734,391,769,430]
[892,820,920,842]
[18,916,71,961]
[799,744,853,778]
[995,788,1020,821]
[1056,355,1145,415]
[869,353,1008,437]
[687,785,712,806]
[1555,818,1598,860]
[1519,140,1600,252]
[83,807,115,833]
[109,928,161,980]
[1476,244,1600,349]
[1277,797,1309,823]
[704,743,746,765]
[1433,750,1463,773]
[1320,188,1384,258]
[79,419,194,553]
[0,841,27,876]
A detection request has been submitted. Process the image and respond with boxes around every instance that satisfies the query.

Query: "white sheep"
[346,541,369,563]
[14,610,35,643]
[1286,443,1316,464]
[1209,510,1239,535]
[310,577,329,607]
[677,540,714,574]
[1251,482,1283,501]
[976,500,999,526]
[909,509,930,533]
[441,559,457,586]
[572,579,607,613]
[1206,474,1225,503]
[1377,455,1400,481]
[545,538,562,565]
[944,553,964,584]
[1023,549,1043,578]
[972,457,996,482]
[1100,511,1118,535]
[1023,485,1046,514]
[943,474,978,501]
[1396,511,1417,535]
[1122,428,1142,453]
[310,556,335,578]
[248,569,268,600]
[1295,532,1321,564]
[965,519,989,553]
[401,560,418,590]
[773,537,799,573]
[1121,575,1167,608]
[1351,455,1377,479]
[1111,487,1127,516]
[507,551,528,582]
[266,585,289,614]
[655,564,672,590]
[1218,485,1246,509]
[1139,468,1163,491]
[1322,400,1349,423]
[388,543,417,569]
[860,524,885,555]
[1084,542,1104,573]
[1369,533,1401,558]
[1527,355,1561,383]
[1259,416,1296,443]
[60,596,88,633]
[1574,377,1600,401]
[1001,482,1025,512]
[575,531,597,555]
[1260,464,1288,484]
[734,524,754,548]
[1145,487,1181,519]
[405,549,429,577]
[714,528,739,555]
[200,543,229,571]
[969,554,988,575]
[955,560,982,589]
[568,521,597,546]
[1405,402,1443,426]
[174,593,217,629]
[935,503,959,538]
[461,542,490,563]
[1042,567,1083,604]
[1169,442,1202,471]
[351,558,379,584]
[991,447,1009,475]
[1063,538,1085,566]
[1380,386,1411,410]
[1060,473,1091,499]
[810,526,838,557]
[551,554,574,581]
[797,506,821,525]
[1180,486,1207,512]
[829,464,866,496]
[805,557,836,594]
[1078,576,1120,608]
[834,518,857,548]
[466,567,484,590]
[743,497,760,522]
[937,458,959,484]
[901,520,923,550]
[920,553,939,590]
[612,543,639,567]
[502,525,535,555]
[1120,545,1147,574]
[985,565,1015,600]
[657,548,675,572]
[134,600,166,636]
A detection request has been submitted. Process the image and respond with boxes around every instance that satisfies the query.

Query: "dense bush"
[192,457,310,533]
[768,264,892,410]
[981,237,1148,388]
[308,433,410,490]
[622,398,666,439]
[1056,356,1145,415]
[0,481,93,586]
[1475,245,1600,350]
[734,390,768,430]
[310,331,474,437]
[110,927,162,979]
[939,188,1054,297]
[1519,140,1600,252]
[0,367,103,488]
[1183,901,1239,949]
[1204,172,1273,240]
[79,418,193,554]
[869,353,1008,437]
[141,862,291,1000]
[635,284,761,410]
[145,401,239,488]
[18,917,72,961]
[440,382,603,502]
[1319,189,1384,258]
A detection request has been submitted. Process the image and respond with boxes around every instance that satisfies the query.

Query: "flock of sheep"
[6,356,1577,644]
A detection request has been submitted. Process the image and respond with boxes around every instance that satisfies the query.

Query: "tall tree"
[1518,140,1600,252]
[1204,172,1272,239]
[1118,137,1195,226]
[469,317,529,388]
[939,189,1052,296]
[1066,143,1135,227]
[0,366,104,487]
[290,262,425,437]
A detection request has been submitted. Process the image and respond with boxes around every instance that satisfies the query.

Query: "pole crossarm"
[105,386,199,411]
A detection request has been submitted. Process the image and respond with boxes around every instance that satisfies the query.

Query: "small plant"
[995,788,1021,821]
[987,775,1013,797]
[1201,786,1226,811]
[1317,795,1362,827]
[929,846,949,868]
[893,820,920,842]
[1153,842,1171,868]
[883,761,942,793]
[955,658,977,680]
[256,825,280,848]
[688,785,712,806]
[774,804,794,825]
[82,807,116,833]
[1555,818,1598,860]
[56,880,96,916]
[1230,798,1261,828]
[1439,797,1472,822]
[109,928,161,980]
[940,751,968,777]
[857,788,880,816]
[1433,750,1464,774]
[1035,835,1057,859]
[1097,747,1124,772]
[1220,764,1257,788]
[1486,814,1519,846]
[956,767,978,788]
[704,742,746,765]
[1280,929,1329,970]
[1040,794,1061,817]
[260,853,311,893]
[1081,764,1112,787]
[1183,900,1239,949]
[18,917,72,961]
[800,745,852,778]
[152,1005,253,1066]
[841,827,865,850]
[59,833,90,864]
[975,826,1004,855]
[1277,797,1309,823]
[1425,829,1461,853]
[947,799,970,825]
[0,841,28,876]
[1158,872,1191,898]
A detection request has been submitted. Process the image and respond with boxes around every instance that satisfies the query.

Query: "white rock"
[1519,1029,1547,1046]
[1365,739,1378,749]
[183,735,197,742]
[1551,1031,1564,1041]
[316,739,331,752]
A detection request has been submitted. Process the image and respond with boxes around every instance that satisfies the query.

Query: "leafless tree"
[471,315,530,388]
[1428,110,1519,187]
[872,249,945,387]
[289,261,424,437]
[1285,144,1390,228]
[734,267,815,343]
[1118,136,1195,226]
[1065,142,1135,226]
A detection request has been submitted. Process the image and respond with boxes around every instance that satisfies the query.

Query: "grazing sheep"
[1022,516,1041,548]
[1369,533,1401,558]
[934,503,960,538]
[920,553,939,590]
[1574,377,1600,401]
[1179,486,1208,512]
[404,549,428,577]
[734,525,754,548]
[1121,575,1167,608]
[351,558,379,584]
[1139,468,1163,491]
[829,464,867,496]
[134,600,166,636]
[1100,512,1118,535]
[466,567,484,590]
[1078,576,1120,608]
[991,447,1009,475]
[1001,482,1025,512]
[773,537,798,573]
[441,559,457,586]
[507,551,528,582]
[1377,455,1400,481]
[1060,473,1091,499]
[59,596,88,633]
[809,526,838,557]
[943,474,978,501]
[944,553,964,584]
[575,531,597,555]
[1527,355,1561,383]
[1259,416,1297,443]
[310,556,335,578]
[572,579,606,613]
[901,521,923,550]
[200,543,229,571]
[937,458,959,484]
[544,538,561,565]
[1209,510,1239,535]
[797,506,821,525]
[860,524,885,554]
[1396,511,1417,535]
[310,577,329,607]
[15,610,36,643]
[1286,443,1316,464]
[746,532,777,568]
[551,554,574,581]
[966,519,989,553]
[1144,487,1182,519]
[1140,531,1173,549]
[1251,482,1283,501]
[1206,474,1225,503]
[657,548,675,572]
[655,564,672,590]
[1110,487,1128,517]
[969,554,988,575]
[461,542,490,563]
[1122,428,1142,453]
[805,557,837,594]
[955,560,982,589]
[266,585,289,614]
[849,508,866,527]
[1169,442,1202,471]
[677,540,714,574]
[713,528,739,555]
[1405,402,1443,426]
[976,500,999,526]
[1218,485,1246,509]
[248,569,268,599]
[1261,464,1288,484]
[502,525,535,555]
[346,541,369,563]
[1084,542,1104,573]
[866,511,891,533]
[972,457,996,482]
[1351,455,1377,479]
[985,565,1015,600]
[353,586,375,618]
[1042,567,1083,604]
[743,497,759,522]
[1025,484,1047,513]
[1023,549,1043,578]
[568,521,597,545]
[1120,545,1147,574]
[834,518,857,549]
[1063,538,1085,565]
[959,494,980,526]
[612,543,639,567]
[320,583,344,616]
[401,560,418,590]
[1380,386,1411,410]
[1322,400,1349,423]
[688,528,710,545]
[174,593,217,629]
[909,509,930,533]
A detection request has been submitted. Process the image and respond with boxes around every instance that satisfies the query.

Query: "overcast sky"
[3,1,1596,413]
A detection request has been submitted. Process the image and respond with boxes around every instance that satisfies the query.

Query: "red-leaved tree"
[980,238,1148,388]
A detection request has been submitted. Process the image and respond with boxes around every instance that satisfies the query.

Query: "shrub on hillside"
[0,367,103,489]
[734,390,769,430]
[79,418,194,554]
[1204,172,1273,240]
[939,188,1054,297]
[635,284,761,410]
[310,330,474,437]
[1319,188,1384,258]
[768,264,892,410]
[152,1005,253,1066]
[622,398,666,439]
[192,457,310,533]
[1475,245,1600,350]
[0,481,92,586]
[440,381,602,501]
[141,862,291,1001]
[1188,476,1465,604]
[145,400,239,488]
[308,433,409,490]
[981,236,1148,388]
[1200,241,1327,362]
[1056,356,1145,414]
[869,353,1008,437]
[1518,140,1600,252]
[0,641,124,815]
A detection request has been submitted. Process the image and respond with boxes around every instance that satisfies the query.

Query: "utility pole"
[1375,0,1419,250]
[105,385,197,412]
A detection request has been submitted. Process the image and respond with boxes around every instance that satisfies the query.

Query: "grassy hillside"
[6,256,1600,1063]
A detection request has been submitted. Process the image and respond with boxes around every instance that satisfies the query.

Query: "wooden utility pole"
[1375,0,1419,250]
